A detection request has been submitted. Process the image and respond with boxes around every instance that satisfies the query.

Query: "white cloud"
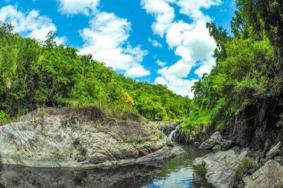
[58,0,100,15]
[194,56,216,77]
[176,0,221,20]
[155,76,197,98]
[141,0,175,36]
[156,59,166,67]
[148,38,162,48]
[142,0,222,97]
[0,5,65,44]
[80,12,149,78]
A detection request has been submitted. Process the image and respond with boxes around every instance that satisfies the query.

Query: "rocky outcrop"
[193,149,248,188]
[244,160,283,188]
[199,131,233,151]
[0,107,181,168]
[266,141,282,159]
[199,132,222,150]
[226,94,283,151]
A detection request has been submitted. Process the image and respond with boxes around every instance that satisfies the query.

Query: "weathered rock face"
[193,149,248,188]
[266,141,282,159]
[226,95,283,151]
[199,132,222,150]
[0,108,178,168]
[244,160,283,188]
[199,131,233,151]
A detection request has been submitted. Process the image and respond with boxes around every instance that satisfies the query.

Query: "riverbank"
[190,131,283,188]
[0,145,211,188]
[0,107,182,169]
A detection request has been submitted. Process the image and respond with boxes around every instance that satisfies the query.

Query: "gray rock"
[212,145,222,152]
[193,149,248,188]
[0,108,172,168]
[244,160,283,188]
[274,156,283,164]
[266,141,281,159]
[199,131,233,150]
[220,139,234,150]
[199,132,222,150]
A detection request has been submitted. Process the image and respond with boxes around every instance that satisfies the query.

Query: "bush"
[0,110,8,125]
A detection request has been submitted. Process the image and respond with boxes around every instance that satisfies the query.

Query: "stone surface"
[212,145,221,152]
[266,141,281,159]
[193,149,248,188]
[199,132,223,150]
[199,131,234,151]
[220,139,234,150]
[0,108,179,168]
[244,160,283,188]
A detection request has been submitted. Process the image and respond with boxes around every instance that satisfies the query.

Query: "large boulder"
[199,132,222,150]
[244,160,283,188]
[199,132,234,150]
[193,149,248,188]
[0,108,179,168]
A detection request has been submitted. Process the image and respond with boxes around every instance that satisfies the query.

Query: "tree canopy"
[0,23,191,123]
[181,0,283,133]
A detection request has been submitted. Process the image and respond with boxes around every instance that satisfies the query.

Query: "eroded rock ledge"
[0,107,183,168]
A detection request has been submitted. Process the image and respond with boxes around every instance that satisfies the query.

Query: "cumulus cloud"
[176,0,221,20]
[141,0,175,36]
[58,0,100,15]
[80,12,149,78]
[155,76,197,98]
[142,0,221,97]
[148,38,162,48]
[0,5,65,44]
[194,57,216,77]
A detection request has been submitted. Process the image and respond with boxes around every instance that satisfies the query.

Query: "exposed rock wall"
[225,93,283,152]
[0,107,180,168]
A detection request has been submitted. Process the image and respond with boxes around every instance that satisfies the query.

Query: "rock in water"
[0,108,178,168]
[244,160,283,188]
[193,149,248,188]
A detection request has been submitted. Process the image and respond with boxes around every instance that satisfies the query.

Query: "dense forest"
[181,0,283,143]
[0,0,282,143]
[0,25,191,124]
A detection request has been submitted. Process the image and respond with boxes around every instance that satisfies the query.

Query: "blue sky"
[0,0,235,97]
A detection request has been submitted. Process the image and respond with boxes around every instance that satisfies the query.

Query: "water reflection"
[144,146,213,188]
[0,146,211,188]
[0,164,158,188]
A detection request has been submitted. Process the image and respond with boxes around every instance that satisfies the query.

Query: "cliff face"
[0,107,179,168]
[225,92,283,153]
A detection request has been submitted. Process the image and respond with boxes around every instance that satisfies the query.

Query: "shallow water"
[144,145,213,188]
[0,145,212,188]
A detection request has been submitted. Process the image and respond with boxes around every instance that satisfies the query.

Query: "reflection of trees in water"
[0,164,158,188]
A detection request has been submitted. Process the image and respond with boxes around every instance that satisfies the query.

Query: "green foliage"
[0,24,190,121]
[181,0,282,135]
[0,110,8,125]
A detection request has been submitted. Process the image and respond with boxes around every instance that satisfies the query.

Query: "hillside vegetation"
[0,24,190,124]
[181,0,283,146]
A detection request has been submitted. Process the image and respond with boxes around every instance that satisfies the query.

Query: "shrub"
[0,110,8,125]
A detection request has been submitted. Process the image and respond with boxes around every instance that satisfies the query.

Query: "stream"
[0,145,212,188]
